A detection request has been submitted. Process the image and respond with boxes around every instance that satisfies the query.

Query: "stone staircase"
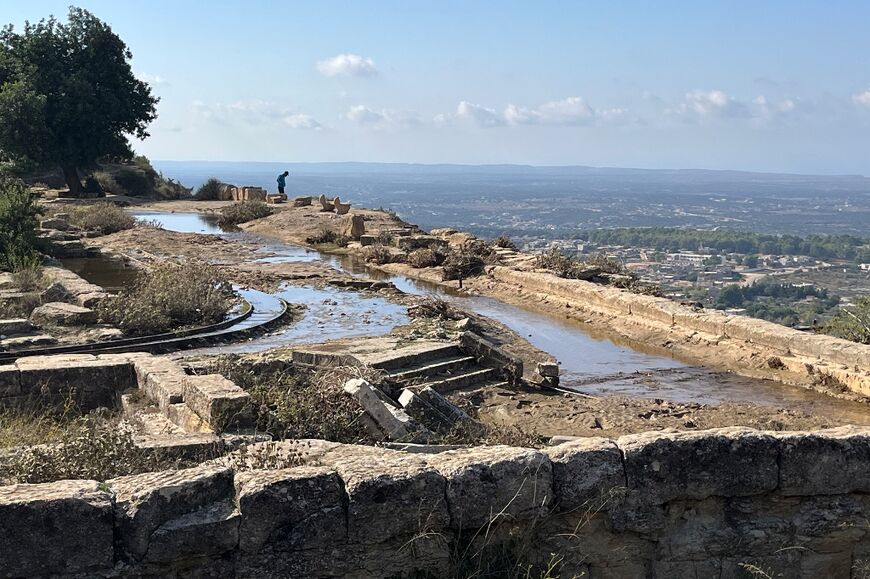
[366,342,508,394]
[0,318,56,350]
[491,246,537,269]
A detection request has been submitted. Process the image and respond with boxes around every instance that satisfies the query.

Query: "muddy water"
[102,211,870,421]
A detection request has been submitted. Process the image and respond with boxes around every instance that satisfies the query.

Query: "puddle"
[108,210,870,421]
[60,257,141,292]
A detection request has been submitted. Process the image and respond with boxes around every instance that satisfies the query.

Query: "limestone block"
[0,318,33,335]
[0,480,113,576]
[142,500,240,564]
[334,196,351,215]
[320,444,449,544]
[29,301,97,326]
[15,354,136,409]
[536,362,559,377]
[77,290,111,308]
[0,365,21,397]
[235,466,346,554]
[292,195,312,206]
[318,194,335,212]
[617,427,778,504]
[544,437,626,512]
[341,213,366,240]
[182,374,253,431]
[40,217,70,231]
[108,464,235,561]
[777,426,870,496]
[427,445,553,529]
[344,378,423,440]
[359,234,377,246]
[144,369,186,411]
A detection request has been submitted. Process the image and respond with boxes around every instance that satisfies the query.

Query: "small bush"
[11,259,45,291]
[69,202,135,235]
[493,234,518,250]
[375,231,395,246]
[208,358,376,443]
[218,200,272,227]
[361,244,396,265]
[306,226,350,248]
[195,177,224,201]
[407,248,444,268]
[0,415,188,484]
[0,177,41,272]
[587,252,623,274]
[822,296,870,344]
[98,262,233,336]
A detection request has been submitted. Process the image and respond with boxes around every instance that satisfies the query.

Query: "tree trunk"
[61,165,82,197]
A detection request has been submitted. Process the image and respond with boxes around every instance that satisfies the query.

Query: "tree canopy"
[0,7,157,195]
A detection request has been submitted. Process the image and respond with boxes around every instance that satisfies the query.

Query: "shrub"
[305,226,350,248]
[207,358,376,443]
[98,262,233,335]
[218,200,272,227]
[0,415,190,484]
[493,234,518,250]
[0,177,40,272]
[11,259,45,291]
[69,202,135,235]
[375,231,395,246]
[587,252,623,274]
[407,248,443,268]
[194,177,224,201]
[822,296,870,344]
[361,244,396,265]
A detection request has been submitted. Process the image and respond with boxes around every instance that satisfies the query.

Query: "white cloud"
[669,90,750,121]
[437,97,626,128]
[192,100,321,129]
[282,114,322,130]
[136,72,167,86]
[344,105,420,129]
[434,101,504,127]
[317,54,378,77]
[852,90,870,107]
[346,105,387,124]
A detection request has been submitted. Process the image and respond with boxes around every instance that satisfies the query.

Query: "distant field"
[155,161,870,239]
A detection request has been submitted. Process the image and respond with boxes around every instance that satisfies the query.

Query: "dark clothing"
[278,185,285,194]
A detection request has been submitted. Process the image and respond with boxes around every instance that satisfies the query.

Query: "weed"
[218,200,272,227]
[69,202,135,235]
[306,226,350,248]
[10,258,45,291]
[194,177,224,201]
[98,262,233,335]
[362,243,396,265]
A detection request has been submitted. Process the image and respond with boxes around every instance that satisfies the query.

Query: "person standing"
[276,170,289,196]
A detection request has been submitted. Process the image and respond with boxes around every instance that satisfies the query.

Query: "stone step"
[368,343,463,371]
[0,319,34,337]
[0,333,57,350]
[418,367,499,394]
[386,355,477,384]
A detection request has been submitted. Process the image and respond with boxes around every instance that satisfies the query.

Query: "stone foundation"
[3,426,870,577]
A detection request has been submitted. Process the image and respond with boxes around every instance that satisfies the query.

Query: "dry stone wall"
[3,426,870,577]
[489,266,870,395]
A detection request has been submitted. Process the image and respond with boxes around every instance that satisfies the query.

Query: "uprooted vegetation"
[98,262,234,335]
[362,243,401,265]
[442,240,500,281]
[218,200,273,227]
[407,246,446,268]
[68,201,136,234]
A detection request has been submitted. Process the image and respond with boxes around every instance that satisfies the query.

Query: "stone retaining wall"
[3,426,870,577]
[489,266,870,395]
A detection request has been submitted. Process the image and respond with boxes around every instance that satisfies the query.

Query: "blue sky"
[6,1,870,174]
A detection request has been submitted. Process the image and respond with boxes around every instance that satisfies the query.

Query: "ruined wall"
[488,266,870,395]
[3,426,870,578]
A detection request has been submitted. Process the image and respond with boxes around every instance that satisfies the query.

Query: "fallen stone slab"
[0,479,114,576]
[344,378,427,441]
[0,333,57,350]
[398,388,455,433]
[40,217,71,231]
[427,445,553,529]
[30,301,97,326]
[292,195,312,206]
[15,354,136,409]
[416,385,484,435]
[108,464,235,561]
[235,466,346,554]
[182,374,253,432]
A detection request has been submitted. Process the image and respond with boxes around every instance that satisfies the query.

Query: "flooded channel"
[79,211,870,421]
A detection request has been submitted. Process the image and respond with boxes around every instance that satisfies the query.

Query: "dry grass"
[407,247,445,268]
[69,202,136,235]
[306,226,350,248]
[362,243,398,265]
[98,262,233,336]
[218,200,272,227]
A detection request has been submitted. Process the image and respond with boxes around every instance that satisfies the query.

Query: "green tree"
[0,7,157,196]
[0,177,40,271]
[823,297,870,344]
